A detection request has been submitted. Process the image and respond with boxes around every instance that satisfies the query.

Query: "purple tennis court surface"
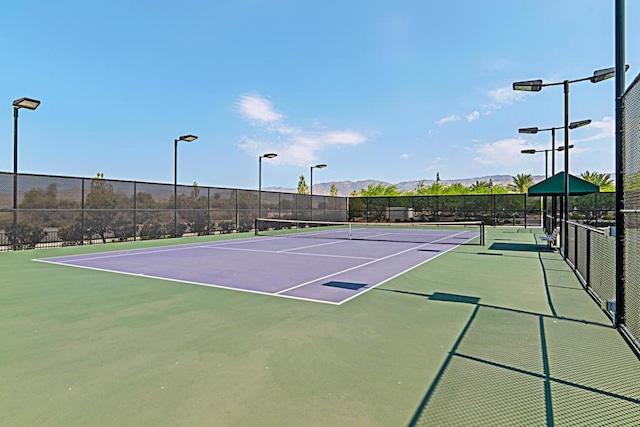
[35,229,478,304]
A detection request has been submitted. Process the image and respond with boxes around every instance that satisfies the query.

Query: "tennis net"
[254,218,484,245]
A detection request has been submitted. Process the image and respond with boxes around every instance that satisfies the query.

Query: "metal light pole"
[258,153,277,219]
[12,97,41,250]
[174,134,198,236]
[615,0,626,327]
[514,67,625,258]
[310,163,326,220]
[519,120,590,231]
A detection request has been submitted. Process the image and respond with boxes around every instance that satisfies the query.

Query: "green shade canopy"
[527,172,599,196]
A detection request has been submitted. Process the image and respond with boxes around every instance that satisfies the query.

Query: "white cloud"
[570,116,614,144]
[436,115,460,126]
[473,138,533,167]
[237,94,284,123]
[401,153,412,159]
[466,111,480,122]
[236,94,368,166]
[323,131,367,145]
[486,86,531,106]
[423,157,444,172]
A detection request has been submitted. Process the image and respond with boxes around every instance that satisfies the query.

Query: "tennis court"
[3,226,640,426]
[34,221,481,304]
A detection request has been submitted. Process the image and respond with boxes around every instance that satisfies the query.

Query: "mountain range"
[265,174,546,196]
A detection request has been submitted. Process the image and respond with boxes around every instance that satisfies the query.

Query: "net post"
[481,222,485,246]
[254,218,258,236]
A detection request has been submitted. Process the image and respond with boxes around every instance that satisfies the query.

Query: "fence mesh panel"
[0,172,348,250]
[589,231,616,304]
[623,73,640,342]
[577,226,588,283]
[347,194,590,227]
[566,223,577,269]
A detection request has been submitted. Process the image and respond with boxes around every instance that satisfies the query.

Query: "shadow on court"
[489,242,552,252]
[373,286,640,426]
[323,281,368,291]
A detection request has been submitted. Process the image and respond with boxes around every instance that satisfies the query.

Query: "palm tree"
[413,180,430,196]
[358,183,402,196]
[580,171,614,190]
[508,173,535,193]
[444,183,467,195]
[471,180,491,193]
[425,182,447,195]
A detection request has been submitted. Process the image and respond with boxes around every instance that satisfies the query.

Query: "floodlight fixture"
[513,79,543,92]
[262,153,277,159]
[569,119,592,129]
[521,149,537,154]
[12,97,41,110]
[178,134,198,142]
[590,65,629,83]
[519,127,539,134]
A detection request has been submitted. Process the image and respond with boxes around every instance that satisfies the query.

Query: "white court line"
[278,239,346,252]
[352,231,394,239]
[200,245,375,260]
[275,230,471,295]
[38,236,282,262]
[32,258,342,305]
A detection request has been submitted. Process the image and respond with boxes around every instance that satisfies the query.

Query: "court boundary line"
[31,258,342,305]
[35,236,284,262]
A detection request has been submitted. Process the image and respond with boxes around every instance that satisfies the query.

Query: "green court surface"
[1,228,639,426]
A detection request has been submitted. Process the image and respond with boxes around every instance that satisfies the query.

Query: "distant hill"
[265,175,545,196]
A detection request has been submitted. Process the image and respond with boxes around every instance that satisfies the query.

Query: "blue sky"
[1,1,638,192]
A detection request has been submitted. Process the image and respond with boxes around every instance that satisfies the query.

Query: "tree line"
[344,171,614,197]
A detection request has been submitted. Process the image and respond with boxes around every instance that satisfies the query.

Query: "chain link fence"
[0,172,348,251]
[348,193,614,227]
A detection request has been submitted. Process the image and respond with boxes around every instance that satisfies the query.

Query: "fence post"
[586,229,591,287]
[574,223,579,271]
[133,181,137,241]
[594,192,599,227]
[81,178,85,245]
[234,189,238,232]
